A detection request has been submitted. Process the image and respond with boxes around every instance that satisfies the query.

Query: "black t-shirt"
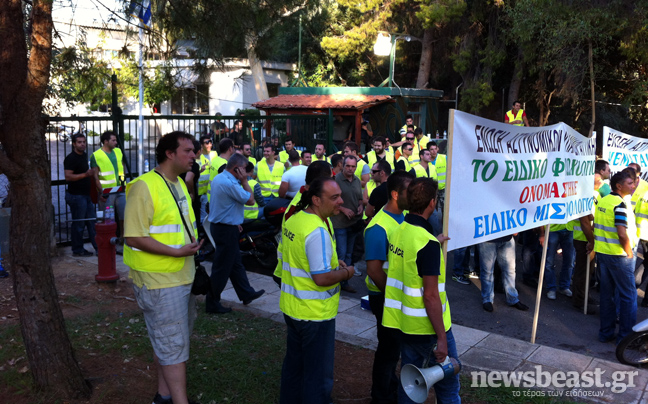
[180,161,201,217]
[368,182,389,213]
[64,151,91,195]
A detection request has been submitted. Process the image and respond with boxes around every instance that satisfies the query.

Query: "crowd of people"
[59,105,648,404]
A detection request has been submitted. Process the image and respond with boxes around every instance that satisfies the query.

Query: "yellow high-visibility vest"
[124,171,198,273]
[382,220,451,335]
[93,148,124,189]
[279,210,340,321]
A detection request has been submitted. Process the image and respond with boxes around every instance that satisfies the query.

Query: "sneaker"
[152,392,173,404]
[466,271,479,279]
[452,275,471,285]
[483,302,494,312]
[559,288,573,297]
[353,267,363,277]
[511,301,529,311]
[547,290,556,300]
[0,269,8,279]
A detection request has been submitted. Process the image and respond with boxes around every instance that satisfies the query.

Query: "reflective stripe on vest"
[198,152,217,196]
[363,208,402,293]
[279,211,340,321]
[594,194,626,256]
[433,154,447,190]
[243,180,260,220]
[382,221,451,335]
[257,160,284,197]
[124,171,198,273]
[93,148,124,189]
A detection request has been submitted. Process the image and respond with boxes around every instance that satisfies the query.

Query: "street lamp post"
[374,32,416,87]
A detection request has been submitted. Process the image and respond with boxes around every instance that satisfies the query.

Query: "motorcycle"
[616,318,648,366]
[202,198,289,274]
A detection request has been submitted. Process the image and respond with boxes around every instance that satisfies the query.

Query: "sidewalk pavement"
[72,247,648,403]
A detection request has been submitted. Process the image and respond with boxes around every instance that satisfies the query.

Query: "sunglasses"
[371,169,382,174]
[406,137,414,141]
[405,148,413,151]
[202,140,212,144]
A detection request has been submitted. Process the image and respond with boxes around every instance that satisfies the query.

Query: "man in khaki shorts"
[124,131,203,404]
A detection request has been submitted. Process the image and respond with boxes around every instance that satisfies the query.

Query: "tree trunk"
[416,27,434,89]
[245,34,270,101]
[508,47,524,106]
[0,0,91,398]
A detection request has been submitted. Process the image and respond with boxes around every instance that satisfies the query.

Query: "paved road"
[330,242,648,366]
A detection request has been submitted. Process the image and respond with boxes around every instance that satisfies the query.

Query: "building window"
[267,83,280,98]
[171,84,209,114]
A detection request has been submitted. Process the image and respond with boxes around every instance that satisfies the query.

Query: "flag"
[130,0,152,27]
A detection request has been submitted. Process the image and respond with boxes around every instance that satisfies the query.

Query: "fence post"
[327,108,334,153]
[111,74,133,180]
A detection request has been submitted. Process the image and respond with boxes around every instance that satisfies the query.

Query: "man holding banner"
[594,170,637,344]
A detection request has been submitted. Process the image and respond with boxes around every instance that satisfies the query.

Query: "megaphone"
[401,356,461,403]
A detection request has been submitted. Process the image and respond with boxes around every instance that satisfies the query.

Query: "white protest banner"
[446,111,596,251]
[602,127,648,180]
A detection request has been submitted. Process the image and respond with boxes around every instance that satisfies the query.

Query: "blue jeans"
[65,191,97,254]
[598,253,637,343]
[280,315,335,404]
[479,239,519,305]
[398,329,461,404]
[544,230,575,291]
[334,227,359,266]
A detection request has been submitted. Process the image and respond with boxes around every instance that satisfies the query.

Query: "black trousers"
[205,223,256,311]
[368,294,400,404]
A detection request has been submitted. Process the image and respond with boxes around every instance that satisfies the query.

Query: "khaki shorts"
[133,283,196,366]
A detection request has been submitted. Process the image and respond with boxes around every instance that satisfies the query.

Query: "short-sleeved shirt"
[598,183,611,198]
[64,151,91,195]
[612,192,628,228]
[404,214,441,278]
[365,210,405,262]
[281,165,308,198]
[368,182,389,213]
[208,170,251,225]
[304,215,336,275]
[125,175,194,289]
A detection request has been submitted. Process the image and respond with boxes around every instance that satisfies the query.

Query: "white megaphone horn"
[401,356,461,403]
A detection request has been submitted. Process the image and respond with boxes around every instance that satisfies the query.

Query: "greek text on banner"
[446,111,596,251]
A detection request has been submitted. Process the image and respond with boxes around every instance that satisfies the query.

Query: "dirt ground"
[0,255,398,404]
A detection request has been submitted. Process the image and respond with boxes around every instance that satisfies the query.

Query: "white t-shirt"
[281,165,308,198]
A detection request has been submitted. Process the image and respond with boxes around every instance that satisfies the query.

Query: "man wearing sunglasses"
[198,136,218,220]
[395,143,413,172]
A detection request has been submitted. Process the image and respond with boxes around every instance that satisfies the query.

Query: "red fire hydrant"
[95,221,119,282]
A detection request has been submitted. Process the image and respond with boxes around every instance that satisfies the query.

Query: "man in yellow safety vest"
[123,131,203,404]
[594,170,637,344]
[279,177,354,404]
[504,100,529,127]
[382,178,460,403]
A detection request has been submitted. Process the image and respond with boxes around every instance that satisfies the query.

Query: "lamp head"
[373,32,392,56]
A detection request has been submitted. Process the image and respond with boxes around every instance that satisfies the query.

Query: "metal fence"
[48,113,329,245]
